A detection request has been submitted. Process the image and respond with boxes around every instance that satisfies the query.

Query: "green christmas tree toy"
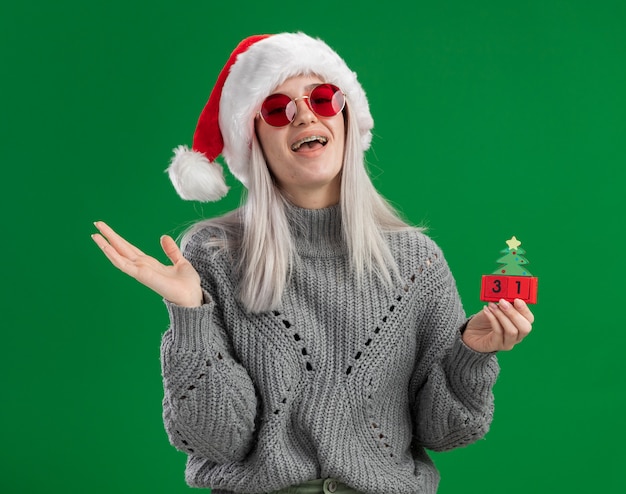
[480,236,538,304]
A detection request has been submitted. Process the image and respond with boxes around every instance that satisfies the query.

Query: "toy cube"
[481,275,538,304]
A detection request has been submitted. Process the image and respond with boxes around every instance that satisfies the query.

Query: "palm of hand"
[128,249,202,306]
[92,222,203,307]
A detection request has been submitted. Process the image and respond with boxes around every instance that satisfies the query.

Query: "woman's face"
[255,75,345,208]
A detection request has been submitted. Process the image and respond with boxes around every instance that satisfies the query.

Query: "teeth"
[291,135,328,151]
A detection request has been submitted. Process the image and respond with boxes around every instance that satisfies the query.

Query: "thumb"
[160,235,184,265]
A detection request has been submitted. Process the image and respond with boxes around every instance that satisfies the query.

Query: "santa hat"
[167,32,374,202]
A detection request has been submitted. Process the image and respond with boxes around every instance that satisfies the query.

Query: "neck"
[280,177,341,209]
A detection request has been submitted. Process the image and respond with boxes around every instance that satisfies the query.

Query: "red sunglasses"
[258,83,346,127]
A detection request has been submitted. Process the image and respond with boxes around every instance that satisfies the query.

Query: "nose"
[292,97,318,126]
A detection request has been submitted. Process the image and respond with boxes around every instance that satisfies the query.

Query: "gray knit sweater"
[160,205,499,494]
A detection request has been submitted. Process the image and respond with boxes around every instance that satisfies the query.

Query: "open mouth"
[290,135,328,152]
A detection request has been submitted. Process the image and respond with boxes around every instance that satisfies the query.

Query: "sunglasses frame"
[257,83,346,128]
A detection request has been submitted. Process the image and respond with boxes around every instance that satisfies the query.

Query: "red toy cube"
[481,275,538,304]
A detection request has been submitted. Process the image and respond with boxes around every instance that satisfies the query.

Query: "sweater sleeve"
[160,233,258,463]
[410,246,500,452]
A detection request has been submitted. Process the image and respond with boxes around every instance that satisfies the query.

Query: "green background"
[2,1,624,492]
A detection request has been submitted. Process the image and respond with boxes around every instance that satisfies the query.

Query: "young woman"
[92,32,533,494]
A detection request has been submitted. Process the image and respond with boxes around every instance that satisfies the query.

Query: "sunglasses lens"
[309,84,345,117]
[260,93,296,127]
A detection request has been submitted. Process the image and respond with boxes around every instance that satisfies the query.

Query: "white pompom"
[166,145,229,202]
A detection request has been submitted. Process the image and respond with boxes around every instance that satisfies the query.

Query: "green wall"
[2,1,624,492]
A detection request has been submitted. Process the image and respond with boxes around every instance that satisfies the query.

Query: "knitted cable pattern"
[160,205,499,494]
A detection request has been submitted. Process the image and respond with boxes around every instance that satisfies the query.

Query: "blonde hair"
[181,102,414,313]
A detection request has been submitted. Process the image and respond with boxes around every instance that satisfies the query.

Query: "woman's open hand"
[92,221,203,307]
[462,299,534,353]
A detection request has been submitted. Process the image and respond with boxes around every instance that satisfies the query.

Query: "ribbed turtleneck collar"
[285,202,346,258]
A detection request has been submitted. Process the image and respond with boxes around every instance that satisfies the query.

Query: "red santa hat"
[167,32,374,202]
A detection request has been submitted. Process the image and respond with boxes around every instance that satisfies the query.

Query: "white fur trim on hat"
[167,145,229,201]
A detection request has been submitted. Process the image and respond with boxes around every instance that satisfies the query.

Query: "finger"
[486,302,511,348]
[93,221,145,259]
[481,304,503,338]
[91,232,141,276]
[494,300,534,342]
[513,298,535,324]
[496,299,532,344]
[91,232,109,251]
[160,235,184,265]
[488,301,522,349]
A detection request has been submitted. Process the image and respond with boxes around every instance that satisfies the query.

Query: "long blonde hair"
[181,103,414,313]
